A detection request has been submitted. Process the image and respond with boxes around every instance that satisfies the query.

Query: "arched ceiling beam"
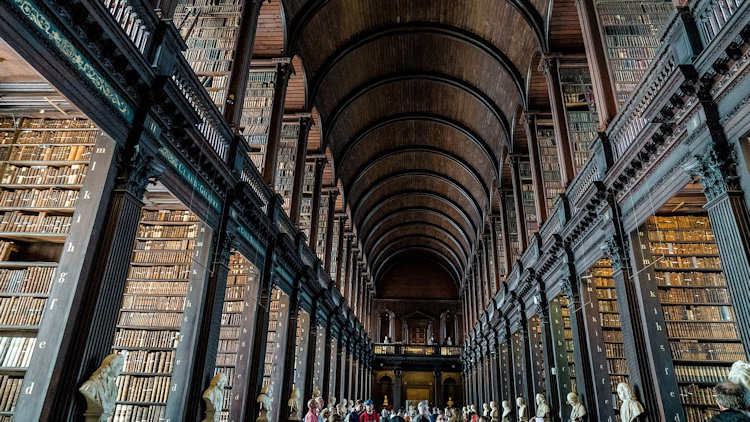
[357,191,477,240]
[350,171,484,232]
[362,209,471,260]
[306,22,526,106]
[371,236,463,281]
[323,72,511,147]
[287,0,547,58]
[376,252,460,288]
[368,223,467,266]
[375,247,461,286]
[339,112,499,179]
[345,148,490,214]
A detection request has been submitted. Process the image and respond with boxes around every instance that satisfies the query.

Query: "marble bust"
[617,383,644,422]
[515,397,527,422]
[79,353,125,422]
[567,393,586,422]
[489,401,499,422]
[501,401,512,422]
[203,373,227,422]
[535,393,549,419]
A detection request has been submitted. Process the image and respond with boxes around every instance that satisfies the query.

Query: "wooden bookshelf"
[290,310,310,420]
[329,220,340,281]
[559,295,577,394]
[595,0,673,105]
[504,195,521,262]
[536,123,562,212]
[528,315,546,396]
[0,117,95,417]
[311,324,325,392]
[636,215,747,421]
[493,218,507,279]
[212,251,258,420]
[519,160,538,239]
[300,163,315,238]
[559,67,599,171]
[582,259,630,412]
[110,207,201,420]
[315,193,328,260]
[263,288,282,387]
[174,0,242,112]
[328,337,338,396]
[243,71,277,172]
[275,123,300,216]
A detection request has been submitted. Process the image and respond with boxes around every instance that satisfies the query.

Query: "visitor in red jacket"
[360,400,380,422]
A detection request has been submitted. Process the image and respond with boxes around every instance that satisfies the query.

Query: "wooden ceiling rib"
[284,55,307,113]
[253,0,285,58]
[279,0,565,290]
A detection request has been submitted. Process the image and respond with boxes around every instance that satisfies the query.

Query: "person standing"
[360,400,380,422]
[306,399,319,422]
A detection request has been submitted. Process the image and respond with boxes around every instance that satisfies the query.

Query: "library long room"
[0,0,749,421]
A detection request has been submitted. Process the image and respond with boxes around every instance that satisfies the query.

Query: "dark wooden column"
[508,155,529,250]
[321,318,333,400]
[686,123,750,349]
[323,190,339,272]
[534,297,561,422]
[480,239,490,301]
[539,56,576,185]
[343,335,352,398]
[488,343,500,405]
[434,369,443,407]
[26,138,132,420]
[489,215,502,292]
[335,217,347,288]
[335,334,345,399]
[522,112,548,223]
[501,321,516,404]
[308,158,327,249]
[604,233,659,418]
[547,295,574,419]
[289,115,313,224]
[394,369,403,410]
[263,59,293,185]
[573,0,619,126]
[244,228,281,422]
[517,317,535,414]
[184,202,236,420]
[561,263,597,421]
[279,280,303,422]
[498,192,513,275]
[304,304,320,405]
[343,236,354,299]
[222,0,265,128]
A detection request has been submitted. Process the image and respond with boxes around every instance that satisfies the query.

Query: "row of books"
[646,216,713,230]
[115,374,171,403]
[0,188,79,209]
[13,130,96,147]
[659,287,730,304]
[680,383,722,405]
[675,365,730,384]
[222,299,243,313]
[217,339,238,353]
[1,164,88,186]
[0,212,72,234]
[648,229,715,242]
[121,295,185,311]
[123,349,175,374]
[657,256,721,269]
[0,376,21,412]
[118,311,182,328]
[655,271,725,287]
[0,267,55,293]
[186,38,235,50]
[133,239,197,251]
[3,118,96,129]
[111,404,166,422]
[128,265,190,280]
[183,48,234,62]
[141,210,199,222]
[662,305,734,322]
[0,296,45,326]
[651,242,719,255]
[131,251,193,264]
[216,352,237,367]
[113,329,181,349]
[0,337,35,367]
[136,224,199,239]
[671,341,746,361]
[608,358,628,374]
[1,145,91,162]
[124,281,188,295]
[666,321,739,339]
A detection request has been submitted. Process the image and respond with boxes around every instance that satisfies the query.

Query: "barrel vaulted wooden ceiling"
[272,0,583,290]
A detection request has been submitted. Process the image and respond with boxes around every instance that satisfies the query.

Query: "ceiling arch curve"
[363,211,471,262]
[371,237,464,281]
[323,72,511,145]
[367,222,468,267]
[376,247,461,285]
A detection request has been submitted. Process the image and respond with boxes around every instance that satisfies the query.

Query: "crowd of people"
[299,361,750,422]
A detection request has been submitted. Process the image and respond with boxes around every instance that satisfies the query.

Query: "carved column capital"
[117,148,164,198]
[538,55,558,77]
[604,236,629,272]
[561,277,577,301]
[683,144,741,203]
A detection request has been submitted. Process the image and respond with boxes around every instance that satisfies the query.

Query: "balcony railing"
[374,344,461,357]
